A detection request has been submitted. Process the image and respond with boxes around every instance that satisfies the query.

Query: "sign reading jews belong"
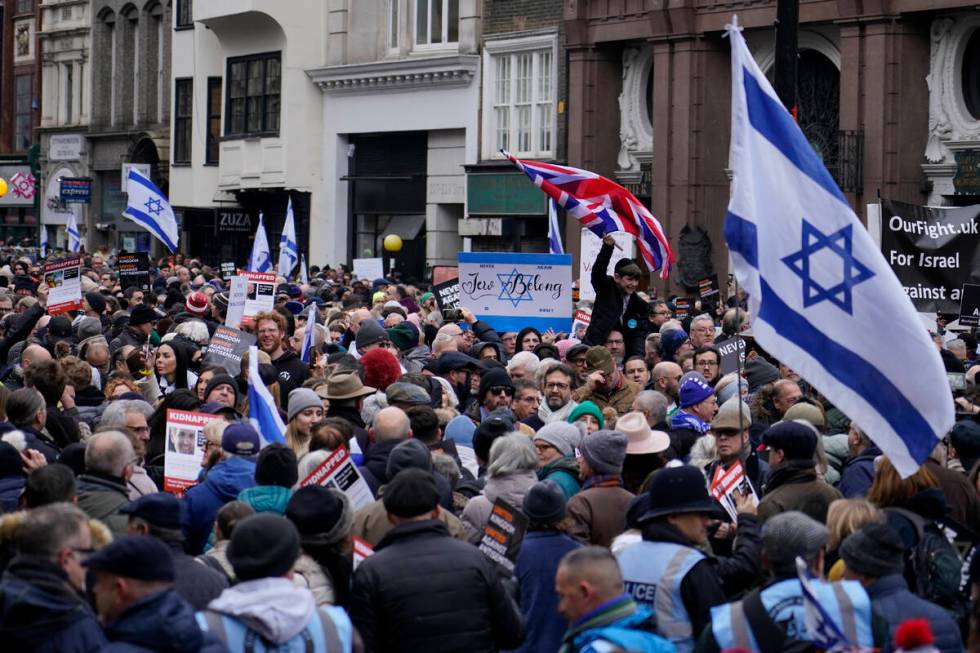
[458,252,573,333]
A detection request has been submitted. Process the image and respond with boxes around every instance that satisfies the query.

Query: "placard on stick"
[44,256,82,315]
[477,498,529,575]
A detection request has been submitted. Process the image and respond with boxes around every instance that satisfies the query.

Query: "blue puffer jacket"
[182,456,256,555]
[101,588,226,653]
[0,555,107,653]
[867,574,964,653]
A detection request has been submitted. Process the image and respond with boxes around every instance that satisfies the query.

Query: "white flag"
[299,253,309,285]
[123,168,179,252]
[278,198,298,278]
[724,18,952,477]
[249,213,273,273]
[39,225,48,258]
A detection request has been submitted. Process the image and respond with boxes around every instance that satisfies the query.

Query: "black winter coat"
[271,350,309,412]
[583,242,649,359]
[350,520,525,653]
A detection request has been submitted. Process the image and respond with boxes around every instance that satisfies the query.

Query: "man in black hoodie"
[255,311,308,413]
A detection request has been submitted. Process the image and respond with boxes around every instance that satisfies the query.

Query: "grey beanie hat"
[839,523,905,578]
[533,422,583,457]
[385,439,432,479]
[355,319,388,350]
[77,317,104,341]
[287,388,323,422]
[761,511,828,578]
[579,429,628,476]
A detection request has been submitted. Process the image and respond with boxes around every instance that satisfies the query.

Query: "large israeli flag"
[247,345,286,445]
[278,198,298,277]
[123,168,179,252]
[248,213,273,273]
[725,19,952,477]
[66,212,81,253]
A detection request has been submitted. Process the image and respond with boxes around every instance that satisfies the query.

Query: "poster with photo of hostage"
[241,271,276,325]
[164,409,218,495]
[45,256,83,315]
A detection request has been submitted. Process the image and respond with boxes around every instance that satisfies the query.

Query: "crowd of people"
[0,235,977,652]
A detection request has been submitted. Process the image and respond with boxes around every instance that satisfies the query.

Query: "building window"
[173,78,192,164]
[206,77,222,164]
[963,28,980,121]
[14,74,33,151]
[415,0,457,48]
[388,0,399,51]
[176,0,192,28]
[15,0,33,15]
[226,52,281,137]
[484,42,555,158]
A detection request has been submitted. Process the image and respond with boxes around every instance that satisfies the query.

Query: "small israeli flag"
[248,213,273,273]
[247,345,286,445]
[278,198,298,278]
[299,253,309,285]
[300,302,316,364]
[724,17,952,477]
[548,199,564,255]
[66,212,81,253]
[123,168,179,252]
[39,225,47,258]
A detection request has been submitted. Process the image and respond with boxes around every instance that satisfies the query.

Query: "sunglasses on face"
[489,386,514,396]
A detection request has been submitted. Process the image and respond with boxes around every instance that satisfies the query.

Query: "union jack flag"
[504,151,674,279]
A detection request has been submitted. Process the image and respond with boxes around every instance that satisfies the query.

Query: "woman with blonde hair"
[824,498,883,580]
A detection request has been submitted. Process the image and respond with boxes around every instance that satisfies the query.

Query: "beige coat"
[352,498,466,547]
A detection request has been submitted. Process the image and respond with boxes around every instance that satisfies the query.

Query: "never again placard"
[458,252,573,333]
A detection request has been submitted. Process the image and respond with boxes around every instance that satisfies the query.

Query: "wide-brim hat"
[325,371,376,400]
[640,465,722,522]
[616,411,670,455]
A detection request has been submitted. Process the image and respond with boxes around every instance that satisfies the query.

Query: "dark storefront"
[347,132,427,282]
[183,190,310,269]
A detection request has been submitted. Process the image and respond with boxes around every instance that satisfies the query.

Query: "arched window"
[119,4,138,126]
[94,8,116,127]
[962,28,980,121]
[143,2,165,124]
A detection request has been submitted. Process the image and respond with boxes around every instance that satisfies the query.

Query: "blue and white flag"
[796,558,868,652]
[548,199,564,254]
[724,18,952,478]
[299,253,309,285]
[278,198,298,278]
[123,168,179,252]
[248,213,273,273]
[66,212,81,253]
[300,302,316,364]
[247,345,286,446]
[39,225,47,258]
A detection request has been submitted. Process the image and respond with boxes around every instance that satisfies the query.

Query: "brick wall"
[482,0,567,162]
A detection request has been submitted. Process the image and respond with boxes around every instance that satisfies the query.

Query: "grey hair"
[633,390,669,426]
[507,351,539,375]
[174,320,210,347]
[659,319,683,334]
[692,313,714,327]
[16,502,89,558]
[947,338,966,353]
[6,388,46,428]
[100,399,154,429]
[487,432,537,478]
[84,430,136,477]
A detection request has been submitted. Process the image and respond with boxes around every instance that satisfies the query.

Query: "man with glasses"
[464,367,515,425]
[531,363,579,430]
[565,343,591,386]
[511,380,541,424]
[648,300,671,330]
[604,329,626,367]
[689,314,717,349]
[0,502,106,651]
[704,397,767,498]
[99,399,158,499]
[650,361,683,414]
[692,345,722,385]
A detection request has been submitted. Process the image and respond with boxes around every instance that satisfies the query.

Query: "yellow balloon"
[383,234,403,252]
[0,178,7,198]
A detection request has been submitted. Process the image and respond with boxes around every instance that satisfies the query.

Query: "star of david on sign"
[497,269,532,308]
[781,219,874,315]
[144,198,164,217]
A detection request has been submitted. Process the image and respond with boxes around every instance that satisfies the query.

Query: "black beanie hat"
[254,444,299,488]
[478,368,515,401]
[382,468,439,518]
[85,291,107,315]
[285,486,353,546]
[227,513,300,581]
[204,373,240,406]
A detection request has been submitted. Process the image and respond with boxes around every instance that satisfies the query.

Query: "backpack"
[885,508,965,611]
[742,589,815,653]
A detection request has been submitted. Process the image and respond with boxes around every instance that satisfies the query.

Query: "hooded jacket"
[271,350,310,413]
[101,588,225,653]
[182,456,257,555]
[461,470,538,543]
[0,555,107,653]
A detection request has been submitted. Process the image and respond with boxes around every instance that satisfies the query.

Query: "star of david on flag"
[123,168,179,252]
[497,269,533,308]
[249,213,273,273]
[723,16,952,477]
